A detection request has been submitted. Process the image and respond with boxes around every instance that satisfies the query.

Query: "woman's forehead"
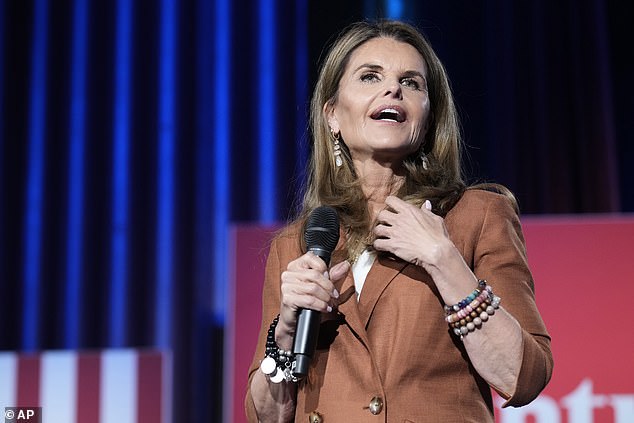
[345,37,427,75]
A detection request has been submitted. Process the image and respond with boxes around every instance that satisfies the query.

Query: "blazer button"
[369,396,383,415]
[309,411,323,423]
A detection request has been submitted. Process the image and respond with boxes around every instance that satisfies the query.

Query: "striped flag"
[0,349,171,423]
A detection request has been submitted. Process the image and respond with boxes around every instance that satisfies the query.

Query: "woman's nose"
[383,79,402,99]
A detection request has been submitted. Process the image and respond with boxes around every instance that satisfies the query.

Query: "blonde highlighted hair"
[299,20,513,259]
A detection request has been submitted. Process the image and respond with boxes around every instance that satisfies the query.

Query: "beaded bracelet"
[445,288,491,324]
[452,294,500,339]
[259,314,299,383]
[444,281,501,340]
[444,279,487,314]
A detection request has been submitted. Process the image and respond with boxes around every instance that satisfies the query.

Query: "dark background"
[1,0,632,421]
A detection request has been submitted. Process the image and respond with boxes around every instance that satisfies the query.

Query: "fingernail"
[332,289,339,298]
[327,305,333,313]
[424,200,432,210]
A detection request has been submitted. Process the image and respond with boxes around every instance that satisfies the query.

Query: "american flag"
[0,349,171,423]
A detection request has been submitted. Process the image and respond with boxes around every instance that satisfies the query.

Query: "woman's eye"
[401,78,421,90]
[360,73,379,82]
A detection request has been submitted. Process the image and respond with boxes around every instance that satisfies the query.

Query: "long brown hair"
[299,20,512,259]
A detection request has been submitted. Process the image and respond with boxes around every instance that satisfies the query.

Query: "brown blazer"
[246,189,553,422]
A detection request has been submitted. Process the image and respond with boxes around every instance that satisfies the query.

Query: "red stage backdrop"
[226,216,634,423]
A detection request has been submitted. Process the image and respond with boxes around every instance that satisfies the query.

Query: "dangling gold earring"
[331,130,342,167]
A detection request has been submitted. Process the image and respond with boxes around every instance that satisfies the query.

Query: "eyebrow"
[353,63,426,80]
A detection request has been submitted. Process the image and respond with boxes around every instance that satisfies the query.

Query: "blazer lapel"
[357,254,409,328]
[333,265,369,345]
[328,229,408,344]
[327,233,369,346]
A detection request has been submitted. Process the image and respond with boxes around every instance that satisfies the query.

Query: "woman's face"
[327,37,431,164]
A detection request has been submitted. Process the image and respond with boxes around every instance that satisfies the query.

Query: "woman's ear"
[323,101,340,134]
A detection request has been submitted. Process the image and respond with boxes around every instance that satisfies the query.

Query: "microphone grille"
[305,206,340,252]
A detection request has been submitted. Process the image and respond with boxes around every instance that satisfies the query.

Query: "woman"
[246,20,552,422]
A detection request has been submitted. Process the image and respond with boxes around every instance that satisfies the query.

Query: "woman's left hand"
[373,196,455,273]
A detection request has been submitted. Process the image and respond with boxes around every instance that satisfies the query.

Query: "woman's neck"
[353,158,405,218]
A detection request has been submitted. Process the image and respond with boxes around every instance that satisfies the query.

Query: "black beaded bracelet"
[259,314,299,383]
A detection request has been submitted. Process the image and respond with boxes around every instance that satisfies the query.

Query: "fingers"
[385,195,433,213]
[287,251,328,273]
[329,260,350,282]
[280,272,335,313]
[276,255,346,349]
[281,268,334,305]
[373,222,391,238]
[372,237,389,252]
[373,198,437,256]
[379,196,432,224]
[384,195,408,211]
[280,252,342,316]
[375,209,398,228]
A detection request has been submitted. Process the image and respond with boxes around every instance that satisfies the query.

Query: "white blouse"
[351,249,376,299]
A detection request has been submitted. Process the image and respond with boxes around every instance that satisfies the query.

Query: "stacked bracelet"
[444,279,486,314]
[259,314,299,383]
[444,280,501,340]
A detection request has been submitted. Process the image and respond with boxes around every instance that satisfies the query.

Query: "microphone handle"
[292,248,331,378]
[293,308,320,377]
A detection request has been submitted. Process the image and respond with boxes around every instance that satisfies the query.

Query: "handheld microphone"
[292,206,340,378]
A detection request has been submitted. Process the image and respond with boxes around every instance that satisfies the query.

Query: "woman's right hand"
[276,253,350,350]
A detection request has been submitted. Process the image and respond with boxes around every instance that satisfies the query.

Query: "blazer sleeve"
[244,234,296,422]
[473,193,554,407]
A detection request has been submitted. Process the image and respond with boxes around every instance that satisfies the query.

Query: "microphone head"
[305,206,340,264]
